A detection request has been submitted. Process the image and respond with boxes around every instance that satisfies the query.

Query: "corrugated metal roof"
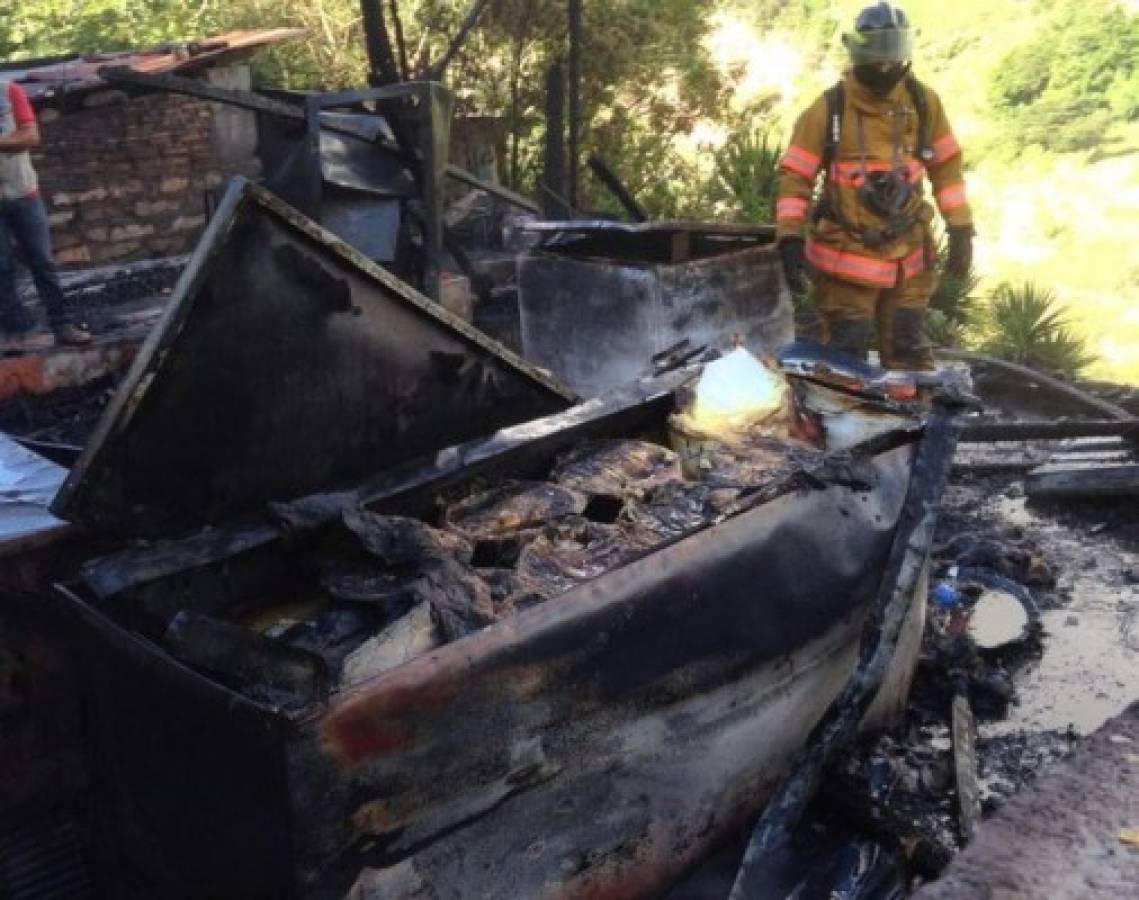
[2,28,305,106]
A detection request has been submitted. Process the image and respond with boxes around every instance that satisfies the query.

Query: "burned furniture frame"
[516,220,792,396]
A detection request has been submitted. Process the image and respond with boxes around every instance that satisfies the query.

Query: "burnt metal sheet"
[319,123,412,197]
[319,189,402,263]
[524,219,776,266]
[0,433,70,552]
[315,445,915,898]
[519,244,794,396]
[52,178,575,538]
[521,219,777,236]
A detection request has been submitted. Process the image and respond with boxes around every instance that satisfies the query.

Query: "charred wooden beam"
[938,349,1135,422]
[1026,463,1139,500]
[388,0,411,80]
[961,418,1139,443]
[567,0,583,210]
[101,66,308,124]
[952,692,982,843]
[426,0,495,81]
[445,164,541,213]
[542,61,569,220]
[588,153,649,222]
[730,397,966,899]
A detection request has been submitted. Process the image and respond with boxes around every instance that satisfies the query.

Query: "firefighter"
[776,2,973,370]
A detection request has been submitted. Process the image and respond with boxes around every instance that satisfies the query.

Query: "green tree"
[989,0,1139,152]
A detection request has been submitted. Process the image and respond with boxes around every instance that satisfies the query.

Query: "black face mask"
[854,62,911,95]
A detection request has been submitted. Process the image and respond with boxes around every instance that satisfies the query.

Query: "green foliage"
[927,236,982,348]
[710,127,783,223]
[0,1,227,58]
[980,282,1096,377]
[989,0,1139,152]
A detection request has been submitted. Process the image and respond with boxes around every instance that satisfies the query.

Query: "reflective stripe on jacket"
[775,72,972,289]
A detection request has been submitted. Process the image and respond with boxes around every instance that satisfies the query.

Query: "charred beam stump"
[587,154,648,223]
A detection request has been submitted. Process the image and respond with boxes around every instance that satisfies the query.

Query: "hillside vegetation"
[3,0,1138,381]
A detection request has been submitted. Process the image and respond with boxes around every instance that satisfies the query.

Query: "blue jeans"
[0,194,71,332]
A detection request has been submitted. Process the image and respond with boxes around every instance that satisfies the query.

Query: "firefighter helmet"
[843,3,914,66]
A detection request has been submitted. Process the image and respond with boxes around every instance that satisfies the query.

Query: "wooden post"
[359,1,401,86]
[567,0,583,211]
[543,61,568,219]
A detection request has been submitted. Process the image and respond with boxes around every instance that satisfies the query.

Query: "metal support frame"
[98,67,538,217]
[300,82,455,300]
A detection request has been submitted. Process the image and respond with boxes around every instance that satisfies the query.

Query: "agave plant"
[981,282,1096,377]
[926,235,982,348]
[712,127,783,224]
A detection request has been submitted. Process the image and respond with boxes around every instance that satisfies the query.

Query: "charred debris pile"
[115,353,882,715]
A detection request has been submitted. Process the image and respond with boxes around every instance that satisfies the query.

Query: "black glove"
[779,237,808,295]
[946,226,974,280]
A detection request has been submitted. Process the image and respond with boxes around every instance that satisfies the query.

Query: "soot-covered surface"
[172,435,828,710]
[52,179,574,538]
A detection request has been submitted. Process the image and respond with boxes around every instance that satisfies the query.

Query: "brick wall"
[32,93,228,268]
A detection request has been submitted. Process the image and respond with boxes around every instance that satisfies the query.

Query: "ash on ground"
[818,460,1138,891]
[667,453,1139,898]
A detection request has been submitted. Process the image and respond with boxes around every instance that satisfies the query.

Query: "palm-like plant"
[981,282,1096,377]
[926,235,982,348]
[712,127,783,224]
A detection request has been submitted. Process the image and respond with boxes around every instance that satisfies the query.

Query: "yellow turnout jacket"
[776,71,973,289]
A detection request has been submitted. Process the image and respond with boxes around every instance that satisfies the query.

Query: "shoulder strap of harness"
[821,81,845,174]
[904,73,933,163]
[820,75,932,168]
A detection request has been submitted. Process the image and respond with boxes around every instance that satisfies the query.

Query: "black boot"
[888,307,935,371]
[825,315,874,365]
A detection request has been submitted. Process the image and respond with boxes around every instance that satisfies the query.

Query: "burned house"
[9,8,1114,898]
[0,175,940,898]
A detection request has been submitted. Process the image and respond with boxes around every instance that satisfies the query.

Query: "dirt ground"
[943,468,1139,740]
[917,700,1139,899]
